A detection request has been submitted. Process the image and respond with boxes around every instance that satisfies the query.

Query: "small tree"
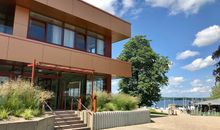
[212,45,220,82]
[118,35,170,106]
[210,84,220,99]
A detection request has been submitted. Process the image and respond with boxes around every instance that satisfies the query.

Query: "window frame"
[27,12,106,57]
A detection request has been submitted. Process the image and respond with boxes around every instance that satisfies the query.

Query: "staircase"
[51,110,90,130]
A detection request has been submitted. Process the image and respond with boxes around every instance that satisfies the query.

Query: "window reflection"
[64,29,75,48]
[47,24,62,45]
[75,33,86,50]
[29,20,46,41]
[87,36,96,53]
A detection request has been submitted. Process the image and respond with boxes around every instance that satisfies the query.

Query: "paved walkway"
[105,114,220,130]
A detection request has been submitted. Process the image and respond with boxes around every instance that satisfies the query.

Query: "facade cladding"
[0,0,131,110]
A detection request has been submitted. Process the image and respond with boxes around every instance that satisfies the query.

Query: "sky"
[83,0,220,98]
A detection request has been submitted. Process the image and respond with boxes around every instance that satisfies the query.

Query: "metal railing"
[73,97,93,115]
[43,101,61,129]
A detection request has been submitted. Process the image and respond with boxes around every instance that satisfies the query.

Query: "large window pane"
[75,33,86,50]
[29,20,46,41]
[0,5,15,34]
[47,24,62,45]
[86,77,105,95]
[97,39,104,55]
[87,36,96,53]
[64,29,75,48]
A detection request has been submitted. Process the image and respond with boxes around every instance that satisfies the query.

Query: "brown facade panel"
[13,5,29,37]
[43,46,71,66]
[7,37,43,63]
[110,60,132,77]
[47,0,72,14]
[0,35,9,60]
[72,0,111,29]
[91,56,111,74]
[0,34,131,77]
[70,51,93,70]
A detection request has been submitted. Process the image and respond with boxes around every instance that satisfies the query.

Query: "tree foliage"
[210,84,220,99]
[212,45,220,81]
[118,35,170,106]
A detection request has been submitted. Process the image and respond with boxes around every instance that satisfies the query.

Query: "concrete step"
[54,123,87,129]
[55,117,81,121]
[55,120,83,126]
[55,114,78,118]
[57,127,90,130]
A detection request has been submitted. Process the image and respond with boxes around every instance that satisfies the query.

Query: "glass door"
[64,81,81,110]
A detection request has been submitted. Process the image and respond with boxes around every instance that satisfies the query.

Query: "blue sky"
[83,0,220,97]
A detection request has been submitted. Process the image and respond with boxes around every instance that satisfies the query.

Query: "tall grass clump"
[95,91,139,112]
[0,80,53,120]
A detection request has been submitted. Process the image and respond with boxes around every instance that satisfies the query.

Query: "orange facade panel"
[0,33,132,77]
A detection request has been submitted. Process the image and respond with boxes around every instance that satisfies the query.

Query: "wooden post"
[78,96,82,111]
[94,95,97,112]
[31,59,36,86]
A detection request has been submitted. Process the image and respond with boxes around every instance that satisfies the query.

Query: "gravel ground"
[104,113,220,130]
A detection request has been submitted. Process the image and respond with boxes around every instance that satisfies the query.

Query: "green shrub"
[32,109,42,117]
[94,91,139,112]
[0,80,54,119]
[104,102,117,111]
[21,109,33,120]
[14,109,24,117]
[112,93,139,110]
[95,91,111,111]
[0,109,9,120]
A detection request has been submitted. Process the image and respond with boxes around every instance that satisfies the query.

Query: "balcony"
[0,33,131,77]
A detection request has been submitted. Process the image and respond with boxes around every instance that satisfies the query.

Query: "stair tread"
[54,124,87,128]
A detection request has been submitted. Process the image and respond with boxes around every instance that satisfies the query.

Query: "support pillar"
[105,74,112,93]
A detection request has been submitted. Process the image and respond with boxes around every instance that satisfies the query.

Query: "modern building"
[0,0,131,110]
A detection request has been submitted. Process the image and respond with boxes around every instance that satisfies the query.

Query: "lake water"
[153,97,206,109]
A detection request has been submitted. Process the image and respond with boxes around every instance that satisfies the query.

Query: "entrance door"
[64,81,81,110]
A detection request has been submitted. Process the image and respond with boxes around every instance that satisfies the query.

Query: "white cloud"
[145,0,215,15]
[190,79,202,87]
[193,25,220,47]
[169,76,184,86]
[206,78,214,83]
[189,86,211,93]
[182,55,215,71]
[82,0,117,15]
[176,50,199,60]
[82,0,136,17]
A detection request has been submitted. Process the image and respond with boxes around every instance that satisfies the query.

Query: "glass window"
[64,29,75,48]
[0,5,15,34]
[0,76,9,85]
[28,20,46,41]
[87,36,96,53]
[47,24,62,45]
[75,33,86,50]
[0,19,4,32]
[97,39,104,55]
[86,77,105,95]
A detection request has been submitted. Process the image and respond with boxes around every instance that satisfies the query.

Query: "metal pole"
[31,59,36,86]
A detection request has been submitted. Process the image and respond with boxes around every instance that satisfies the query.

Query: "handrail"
[43,101,61,129]
[73,97,93,115]
[43,101,54,113]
